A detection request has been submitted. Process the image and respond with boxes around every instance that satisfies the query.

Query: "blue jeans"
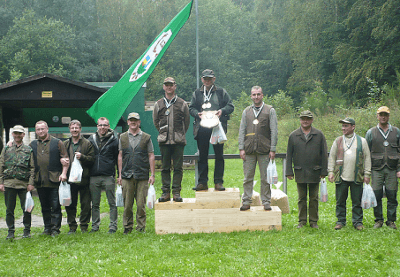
[37,187,62,233]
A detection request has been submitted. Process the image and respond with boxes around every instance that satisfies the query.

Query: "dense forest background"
[0,0,399,108]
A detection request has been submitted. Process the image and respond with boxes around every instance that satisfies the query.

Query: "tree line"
[0,0,399,108]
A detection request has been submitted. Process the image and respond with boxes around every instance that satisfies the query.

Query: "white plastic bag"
[59,181,71,206]
[267,160,278,184]
[210,122,227,145]
[361,183,377,209]
[116,185,124,207]
[25,191,35,213]
[147,184,156,209]
[68,154,83,183]
[320,178,328,202]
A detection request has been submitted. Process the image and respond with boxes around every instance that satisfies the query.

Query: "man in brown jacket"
[63,120,95,234]
[153,77,190,202]
[286,110,328,229]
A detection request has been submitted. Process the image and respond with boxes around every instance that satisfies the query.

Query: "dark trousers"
[297,183,319,224]
[197,126,224,185]
[65,183,92,231]
[4,187,31,232]
[37,187,62,233]
[160,144,185,194]
[335,181,363,226]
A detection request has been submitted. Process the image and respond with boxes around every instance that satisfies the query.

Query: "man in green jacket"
[63,120,95,234]
[0,125,35,239]
[286,111,328,229]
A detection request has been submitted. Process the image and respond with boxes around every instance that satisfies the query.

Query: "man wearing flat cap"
[286,110,328,228]
[0,125,35,239]
[153,77,190,202]
[189,69,234,191]
[118,112,155,234]
[365,106,400,229]
[328,117,371,230]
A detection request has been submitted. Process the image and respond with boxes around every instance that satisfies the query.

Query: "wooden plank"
[155,206,282,234]
[196,188,240,205]
[155,198,240,210]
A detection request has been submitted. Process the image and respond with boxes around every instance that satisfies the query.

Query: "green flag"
[87,1,193,129]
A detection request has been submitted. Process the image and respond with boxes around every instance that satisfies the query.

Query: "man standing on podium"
[238,86,278,211]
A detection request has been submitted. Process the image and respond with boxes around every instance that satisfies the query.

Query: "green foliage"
[0,9,77,80]
[268,90,294,118]
[300,82,329,115]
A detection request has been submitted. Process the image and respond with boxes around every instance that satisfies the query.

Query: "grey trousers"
[90,176,118,231]
[242,153,271,206]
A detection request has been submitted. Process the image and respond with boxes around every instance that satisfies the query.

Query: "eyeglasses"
[97,124,109,127]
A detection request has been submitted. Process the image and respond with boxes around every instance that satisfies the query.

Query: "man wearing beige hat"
[153,77,190,202]
[366,106,400,229]
[0,125,35,239]
[118,112,155,234]
[189,69,234,191]
[328,117,371,230]
[286,110,328,228]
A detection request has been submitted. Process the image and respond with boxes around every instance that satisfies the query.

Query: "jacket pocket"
[371,155,384,168]
[387,155,399,169]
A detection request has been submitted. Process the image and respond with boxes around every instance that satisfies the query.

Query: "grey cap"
[127,112,140,120]
[12,125,25,133]
[339,117,355,125]
[202,69,215,78]
[299,110,313,118]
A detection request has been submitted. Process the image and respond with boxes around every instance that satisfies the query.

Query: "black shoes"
[123,228,132,235]
[264,204,272,210]
[22,230,31,238]
[6,232,15,240]
[68,229,77,235]
[108,229,117,234]
[240,205,250,211]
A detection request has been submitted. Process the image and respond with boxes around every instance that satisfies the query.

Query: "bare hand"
[148,175,155,185]
[287,175,294,180]
[59,173,67,182]
[75,152,82,159]
[397,171,400,178]
[117,176,122,185]
[198,112,203,119]
[27,185,35,192]
[364,177,370,184]
[239,150,246,161]
[0,184,4,192]
[7,141,12,147]
[269,151,276,160]
[328,173,334,183]
[61,158,70,166]
[215,110,222,118]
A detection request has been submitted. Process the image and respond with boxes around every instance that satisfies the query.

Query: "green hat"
[339,117,355,125]
[299,110,313,118]
[202,69,215,78]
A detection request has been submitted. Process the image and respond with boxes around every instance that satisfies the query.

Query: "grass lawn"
[1,159,400,276]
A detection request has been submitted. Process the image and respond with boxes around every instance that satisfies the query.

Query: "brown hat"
[377,106,390,114]
[163,77,176,84]
[127,112,140,120]
[12,125,25,133]
[339,117,355,125]
[299,110,313,118]
[202,69,215,78]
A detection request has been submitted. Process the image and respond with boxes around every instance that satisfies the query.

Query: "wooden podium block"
[155,198,239,210]
[155,206,282,234]
[195,187,240,208]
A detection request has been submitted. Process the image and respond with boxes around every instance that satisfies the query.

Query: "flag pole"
[195,0,199,89]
